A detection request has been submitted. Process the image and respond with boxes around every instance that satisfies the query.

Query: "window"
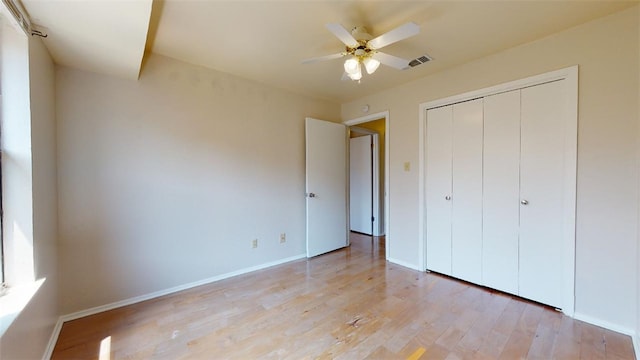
[0,7,44,338]
[0,2,35,288]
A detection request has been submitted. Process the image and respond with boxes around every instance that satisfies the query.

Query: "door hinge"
[371,216,375,222]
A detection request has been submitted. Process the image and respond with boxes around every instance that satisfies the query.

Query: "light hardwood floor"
[52,233,635,359]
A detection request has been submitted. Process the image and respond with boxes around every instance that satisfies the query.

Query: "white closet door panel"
[482,90,520,295]
[426,106,453,275]
[451,99,483,284]
[519,80,566,308]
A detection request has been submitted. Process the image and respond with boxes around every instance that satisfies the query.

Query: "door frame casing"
[418,66,578,316]
[344,111,390,258]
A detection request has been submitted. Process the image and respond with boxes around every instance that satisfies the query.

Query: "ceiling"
[21,0,638,103]
[22,0,152,80]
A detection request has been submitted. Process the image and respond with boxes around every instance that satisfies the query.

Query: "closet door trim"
[418,66,578,316]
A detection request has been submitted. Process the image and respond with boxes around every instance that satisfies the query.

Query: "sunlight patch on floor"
[99,336,111,360]
[407,347,426,360]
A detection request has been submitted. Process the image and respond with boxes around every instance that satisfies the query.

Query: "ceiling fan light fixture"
[348,65,362,81]
[344,58,360,75]
[305,22,419,82]
[363,57,380,74]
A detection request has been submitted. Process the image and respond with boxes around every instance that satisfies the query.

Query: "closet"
[424,74,576,310]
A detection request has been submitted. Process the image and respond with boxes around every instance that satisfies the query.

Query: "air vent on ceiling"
[409,54,433,68]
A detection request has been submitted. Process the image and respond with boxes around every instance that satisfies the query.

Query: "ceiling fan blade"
[325,23,359,47]
[301,53,345,64]
[372,52,411,70]
[368,22,419,50]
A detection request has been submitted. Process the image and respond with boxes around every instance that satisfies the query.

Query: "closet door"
[482,90,521,295]
[519,80,566,308]
[451,99,483,283]
[426,106,453,275]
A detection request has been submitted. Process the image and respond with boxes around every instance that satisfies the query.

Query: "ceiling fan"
[302,22,420,81]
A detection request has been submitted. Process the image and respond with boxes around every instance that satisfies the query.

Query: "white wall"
[342,6,639,333]
[56,54,340,314]
[0,27,59,360]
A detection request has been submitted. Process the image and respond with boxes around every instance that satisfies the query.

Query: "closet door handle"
[445,195,451,201]
[521,199,529,205]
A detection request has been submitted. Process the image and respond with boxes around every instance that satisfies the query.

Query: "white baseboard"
[573,312,635,337]
[42,317,63,360]
[43,254,306,359]
[387,257,422,271]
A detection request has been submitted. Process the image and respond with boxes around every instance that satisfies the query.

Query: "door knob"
[521,199,529,205]
[307,193,316,198]
[445,195,451,200]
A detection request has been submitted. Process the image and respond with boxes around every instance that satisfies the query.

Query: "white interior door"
[451,99,483,284]
[426,106,453,275]
[519,80,566,308]
[371,134,382,237]
[482,89,521,295]
[306,118,348,258]
[349,135,373,234]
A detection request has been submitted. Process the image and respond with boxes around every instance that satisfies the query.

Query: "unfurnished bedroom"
[0,1,639,359]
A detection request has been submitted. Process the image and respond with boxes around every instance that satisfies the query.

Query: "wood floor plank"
[397,339,427,359]
[551,314,584,359]
[476,329,511,358]
[455,323,487,354]
[421,343,451,360]
[492,298,527,336]
[362,345,396,359]
[605,328,636,359]
[499,329,535,360]
[526,322,557,359]
[435,326,466,351]
[51,233,635,359]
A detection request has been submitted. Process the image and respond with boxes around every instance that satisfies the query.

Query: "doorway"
[349,131,374,235]
[344,112,388,250]
[349,128,380,236]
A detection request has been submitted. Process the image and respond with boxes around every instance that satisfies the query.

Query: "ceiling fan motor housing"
[346,40,374,60]
[345,27,380,62]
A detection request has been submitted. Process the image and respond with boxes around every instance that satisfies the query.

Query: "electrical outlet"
[252,239,258,248]
[280,233,286,243]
